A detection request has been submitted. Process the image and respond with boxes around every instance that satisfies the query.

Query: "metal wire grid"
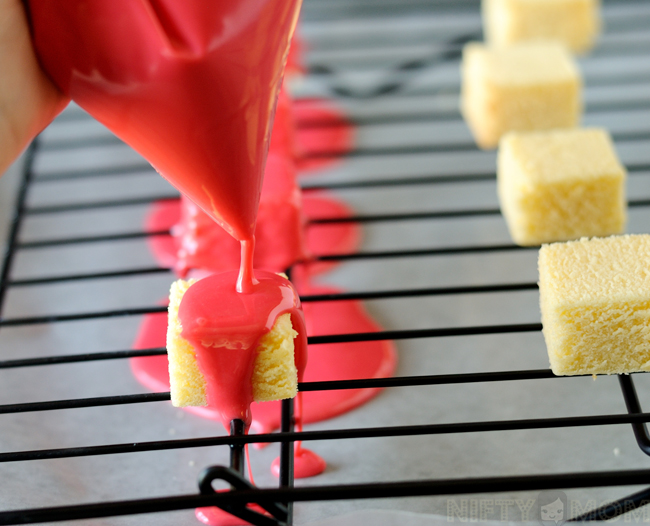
[2,0,650,524]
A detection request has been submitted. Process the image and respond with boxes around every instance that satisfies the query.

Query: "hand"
[0,0,69,175]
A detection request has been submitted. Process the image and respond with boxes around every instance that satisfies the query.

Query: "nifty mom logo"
[447,490,650,522]
[538,491,567,525]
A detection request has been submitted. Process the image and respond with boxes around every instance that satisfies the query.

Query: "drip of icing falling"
[237,239,258,294]
[271,393,326,479]
[270,448,327,479]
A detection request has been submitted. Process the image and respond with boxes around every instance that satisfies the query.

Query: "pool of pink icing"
[145,194,361,277]
[293,98,355,173]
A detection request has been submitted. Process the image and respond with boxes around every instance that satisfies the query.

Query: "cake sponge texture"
[539,235,650,375]
[483,0,600,53]
[461,41,581,149]
[167,279,299,407]
[498,128,626,246]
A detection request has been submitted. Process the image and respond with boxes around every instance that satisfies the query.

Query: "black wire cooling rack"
[3,0,650,524]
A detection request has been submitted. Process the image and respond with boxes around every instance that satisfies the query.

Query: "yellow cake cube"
[166,279,299,407]
[483,0,601,54]
[498,128,626,246]
[461,41,582,149]
[539,235,650,375]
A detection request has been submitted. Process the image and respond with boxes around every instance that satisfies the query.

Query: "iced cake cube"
[167,279,299,407]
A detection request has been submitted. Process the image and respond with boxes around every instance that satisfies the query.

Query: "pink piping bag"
[25,0,302,242]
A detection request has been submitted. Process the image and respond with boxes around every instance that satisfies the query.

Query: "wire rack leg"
[280,398,295,525]
[230,419,246,477]
[619,375,650,455]
[198,465,287,526]
[568,375,650,521]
